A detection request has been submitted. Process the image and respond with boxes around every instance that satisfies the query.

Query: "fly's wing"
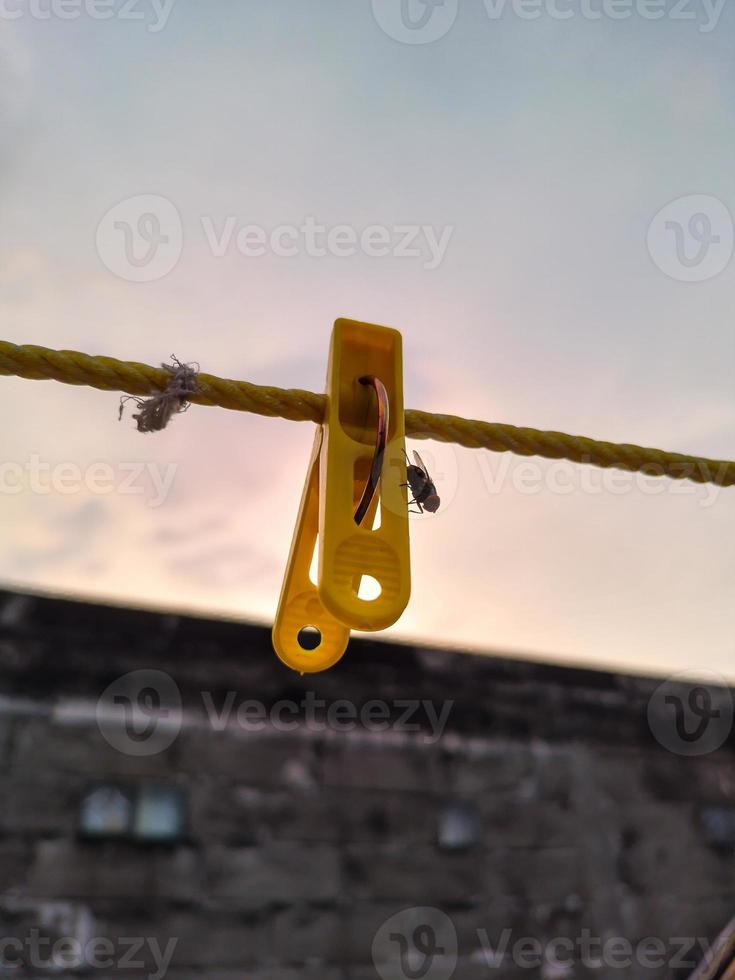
[412,450,430,477]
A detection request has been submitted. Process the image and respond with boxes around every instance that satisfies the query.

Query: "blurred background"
[0,0,734,678]
[1,3,735,977]
[1,588,734,979]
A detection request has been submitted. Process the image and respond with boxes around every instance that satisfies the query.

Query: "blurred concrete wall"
[0,589,733,979]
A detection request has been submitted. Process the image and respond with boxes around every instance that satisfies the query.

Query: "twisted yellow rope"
[1,340,733,487]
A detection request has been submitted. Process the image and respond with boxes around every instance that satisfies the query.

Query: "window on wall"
[79,784,187,844]
[699,805,735,853]
[437,801,481,851]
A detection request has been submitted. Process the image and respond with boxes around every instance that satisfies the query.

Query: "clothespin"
[272,319,411,673]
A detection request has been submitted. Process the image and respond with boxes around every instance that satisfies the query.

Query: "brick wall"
[0,588,733,979]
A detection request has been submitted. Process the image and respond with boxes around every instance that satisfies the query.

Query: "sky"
[0,0,734,679]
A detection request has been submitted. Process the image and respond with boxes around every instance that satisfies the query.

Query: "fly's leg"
[399,473,422,513]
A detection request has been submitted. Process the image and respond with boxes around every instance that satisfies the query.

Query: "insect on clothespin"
[272,319,411,673]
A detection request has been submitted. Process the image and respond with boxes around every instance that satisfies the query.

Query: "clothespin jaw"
[318,319,410,631]
[272,318,411,673]
[272,428,351,674]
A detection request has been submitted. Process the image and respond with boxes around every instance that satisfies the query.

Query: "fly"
[403,449,441,514]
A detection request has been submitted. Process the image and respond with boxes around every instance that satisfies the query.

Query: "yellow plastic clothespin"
[272,318,411,673]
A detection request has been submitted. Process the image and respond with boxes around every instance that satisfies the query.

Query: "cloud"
[8,499,110,574]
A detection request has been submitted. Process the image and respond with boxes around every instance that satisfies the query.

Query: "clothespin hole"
[297,626,322,650]
[353,376,388,527]
[356,575,382,602]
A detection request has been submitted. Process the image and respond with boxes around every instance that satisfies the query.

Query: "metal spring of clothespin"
[272,319,411,673]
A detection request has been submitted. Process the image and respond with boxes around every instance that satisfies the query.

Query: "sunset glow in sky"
[1,1,734,678]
